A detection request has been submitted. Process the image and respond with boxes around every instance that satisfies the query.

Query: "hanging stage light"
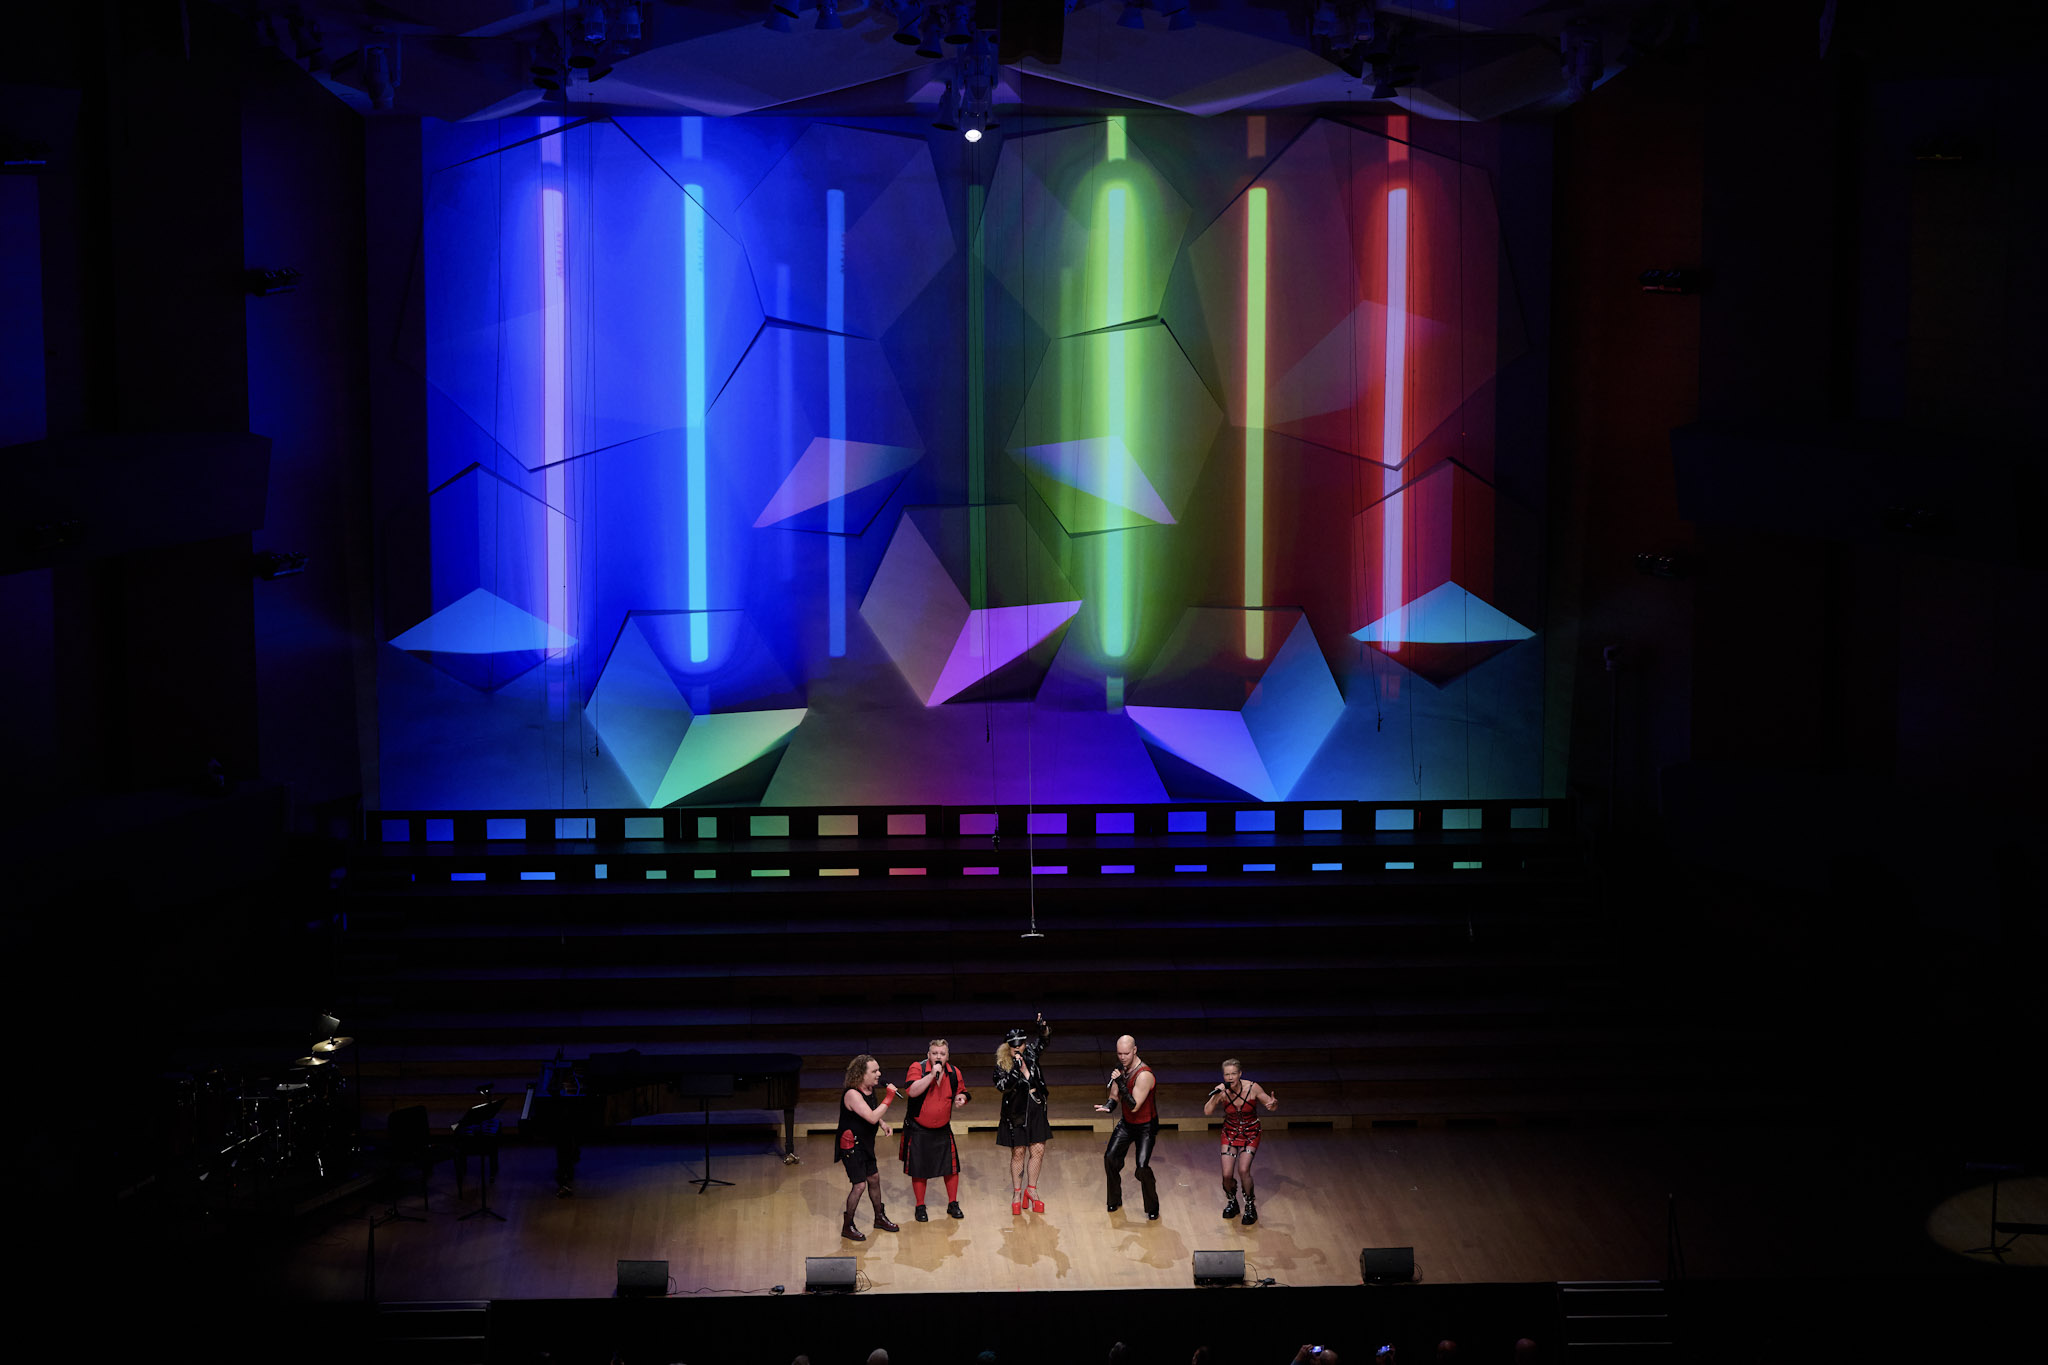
[893,1,924,43]
[945,2,974,43]
[1354,0,1378,46]
[1118,2,1147,30]
[957,29,998,142]
[1311,2,1338,38]
[916,10,945,57]
[816,0,843,30]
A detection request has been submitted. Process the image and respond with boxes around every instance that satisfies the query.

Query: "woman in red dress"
[1202,1057,1278,1225]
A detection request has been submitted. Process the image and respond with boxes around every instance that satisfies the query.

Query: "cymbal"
[291,1055,330,1068]
[311,1036,354,1054]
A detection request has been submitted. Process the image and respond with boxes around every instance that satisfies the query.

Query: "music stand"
[1963,1162,2036,1258]
[677,1073,736,1194]
[452,1098,508,1221]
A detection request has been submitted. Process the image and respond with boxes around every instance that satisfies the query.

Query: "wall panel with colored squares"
[377,113,1545,810]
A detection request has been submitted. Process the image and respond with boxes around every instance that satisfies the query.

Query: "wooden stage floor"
[247,1122,2046,1302]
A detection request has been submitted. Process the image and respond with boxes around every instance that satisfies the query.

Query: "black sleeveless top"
[837,1089,878,1159]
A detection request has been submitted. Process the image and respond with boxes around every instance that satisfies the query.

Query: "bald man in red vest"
[1095,1033,1160,1219]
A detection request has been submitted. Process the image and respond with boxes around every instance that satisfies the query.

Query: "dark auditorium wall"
[1547,42,1705,840]
[1551,4,2045,945]
[31,2,260,800]
[4,4,373,817]
[241,34,375,811]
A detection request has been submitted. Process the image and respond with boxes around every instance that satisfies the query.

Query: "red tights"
[911,1175,960,1204]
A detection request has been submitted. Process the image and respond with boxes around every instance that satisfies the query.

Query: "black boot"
[842,1212,866,1242]
[1221,1180,1239,1220]
[1241,1193,1258,1226]
[914,1204,929,1222]
[872,1203,900,1233]
[947,1201,965,1219]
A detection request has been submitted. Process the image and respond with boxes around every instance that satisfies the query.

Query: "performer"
[900,1037,969,1222]
[1202,1057,1278,1225]
[1094,1033,1159,1219]
[994,1014,1052,1214]
[835,1055,899,1241]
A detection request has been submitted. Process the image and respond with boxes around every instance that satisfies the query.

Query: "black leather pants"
[1104,1118,1160,1214]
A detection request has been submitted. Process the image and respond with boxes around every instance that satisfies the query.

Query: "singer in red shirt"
[899,1038,969,1221]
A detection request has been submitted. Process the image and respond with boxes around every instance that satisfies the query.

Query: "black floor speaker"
[616,1260,668,1296]
[1359,1246,1415,1283]
[1193,1249,1245,1285]
[805,1256,857,1293]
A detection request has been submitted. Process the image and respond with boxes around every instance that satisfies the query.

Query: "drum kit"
[183,1025,359,1200]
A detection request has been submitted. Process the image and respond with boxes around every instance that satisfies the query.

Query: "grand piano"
[520,1050,804,1192]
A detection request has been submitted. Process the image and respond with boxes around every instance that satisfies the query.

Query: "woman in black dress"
[994,1014,1052,1214]
[835,1054,899,1241]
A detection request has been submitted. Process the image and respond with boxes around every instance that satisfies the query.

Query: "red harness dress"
[1219,1084,1262,1152]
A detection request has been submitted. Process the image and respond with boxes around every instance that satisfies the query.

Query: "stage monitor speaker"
[805,1256,857,1293]
[1193,1249,1245,1286]
[616,1259,668,1297]
[1360,1246,1415,1283]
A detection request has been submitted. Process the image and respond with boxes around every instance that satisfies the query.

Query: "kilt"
[899,1120,960,1177]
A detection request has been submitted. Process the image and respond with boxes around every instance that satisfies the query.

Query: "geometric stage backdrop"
[378,114,1542,808]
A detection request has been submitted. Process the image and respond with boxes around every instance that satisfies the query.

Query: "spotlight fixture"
[1166,1,1195,31]
[531,29,564,88]
[618,2,642,43]
[583,4,607,45]
[288,11,326,70]
[362,33,400,110]
[915,11,945,57]
[763,10,794,32]
[243,267,302,296]
[893,2,923,43]
[956,29,1000,141]
[771,0,807,18]
[1638,267,1701,295]
[1118,3,1147,30]
[1632,552,1690,579]
[816,0,843,30]
[945,2,973,43]
[252,549,310,580]
[1311,2,1338,38]
[1355,1,1377,44]
[1561,20,1603,102]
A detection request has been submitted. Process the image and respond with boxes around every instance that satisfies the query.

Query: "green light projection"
[981,120,1190,338]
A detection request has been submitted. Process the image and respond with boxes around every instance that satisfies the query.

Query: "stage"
[239,1121,2043,1303]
